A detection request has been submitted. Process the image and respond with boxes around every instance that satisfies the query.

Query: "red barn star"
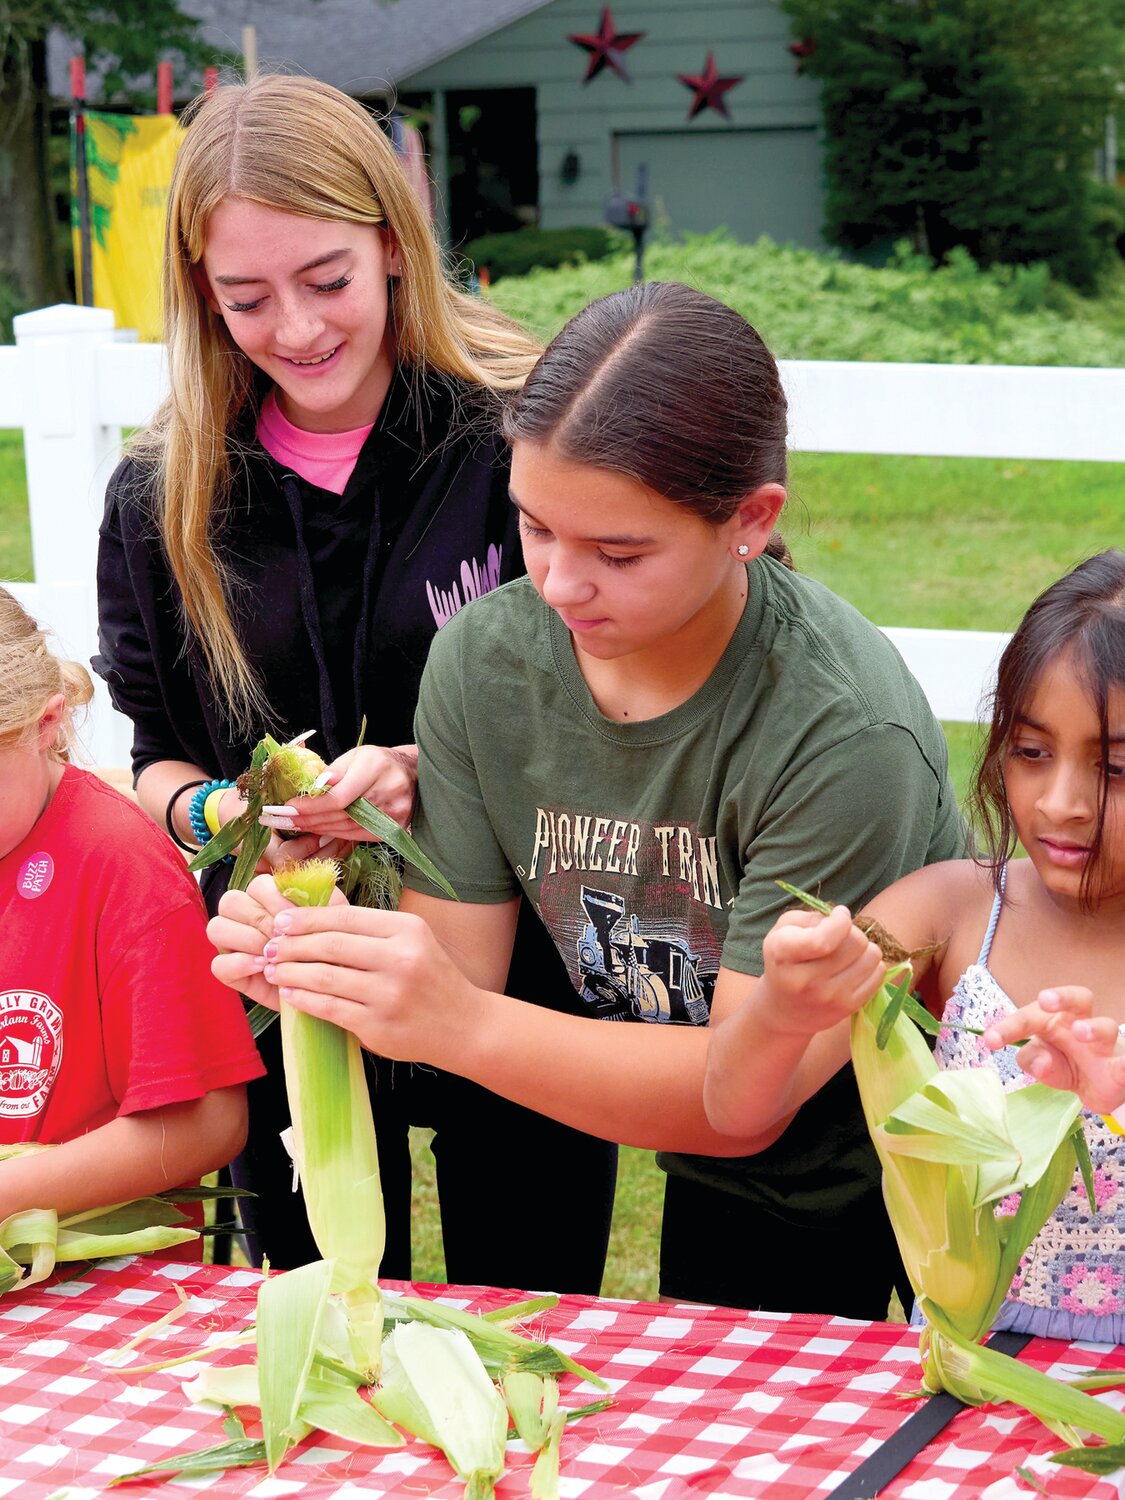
[568,7,645,83]
[678,51,744,120]
[788,36,816,74]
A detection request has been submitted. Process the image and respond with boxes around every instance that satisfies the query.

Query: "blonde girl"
[0,588,261,1230]
[94,74,605,1289]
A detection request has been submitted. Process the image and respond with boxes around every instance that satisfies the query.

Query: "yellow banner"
[73,111,183,342]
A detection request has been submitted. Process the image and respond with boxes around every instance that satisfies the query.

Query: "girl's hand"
[984,987,1125,1116]
[258,900,481,1065]
[207,877,347,1010]
[759,905,886,1039]
[259,744,418,842]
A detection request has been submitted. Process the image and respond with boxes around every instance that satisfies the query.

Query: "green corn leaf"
[344,796,458,900]
[247,1002,277,1038]
[1071,1118,1098,1214]
[57,1196,188,1234]
[923,1300,1125,1443]
[393,1294,607,1388]
[1015,1464,1050,1492]
[503,1371,558,1451]
[257,1259,335,1472]
[1050,1445,1125,1475]
[54,1223,198,1262]
[107,1436,269,1485]
[483,1295,560,1324]
[230,820,272,893]
[876,970,915,1050]
[530,1409,567,1500]
[1069,1372,1125,1392]
[900,992,943,1036]
[298,1376,404,1448]
[187,808,258,873]
[775,879,833,915]
[879,1071,1081,1208]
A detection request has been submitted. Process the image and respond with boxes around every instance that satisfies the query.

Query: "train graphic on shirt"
[575,886,714,1025]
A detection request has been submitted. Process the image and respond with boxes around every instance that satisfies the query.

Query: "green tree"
[1,2,220,312]
[781,0,1125,289]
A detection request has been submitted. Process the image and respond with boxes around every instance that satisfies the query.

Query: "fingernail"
[279,986,293,1000]
[260,815,297,830]
[262,805,298,818]
[318,835,335,849]
[273,911,294,933]
[264,963,276,982]
[312,771,333,790]
[263,940,279,961]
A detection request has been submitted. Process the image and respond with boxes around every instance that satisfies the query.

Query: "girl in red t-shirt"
[0,587,264,1225]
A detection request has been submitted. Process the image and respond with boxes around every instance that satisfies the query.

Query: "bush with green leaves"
[488,231,1125,366]
[458,226,625,283]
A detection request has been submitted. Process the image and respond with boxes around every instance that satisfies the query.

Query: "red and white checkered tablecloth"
[2,1257,1124,1499]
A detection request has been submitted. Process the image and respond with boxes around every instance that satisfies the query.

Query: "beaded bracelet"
[165,778,207,853]
[188,778,236,849]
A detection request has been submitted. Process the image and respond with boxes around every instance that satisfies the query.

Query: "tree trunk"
[0,35,67,316]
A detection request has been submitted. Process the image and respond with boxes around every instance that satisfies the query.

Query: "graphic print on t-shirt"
[0,990,63,1119]
[426,543,503,628]
[524,806,725,1026]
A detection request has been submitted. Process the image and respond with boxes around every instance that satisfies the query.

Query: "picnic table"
[2,1257,1124,1499]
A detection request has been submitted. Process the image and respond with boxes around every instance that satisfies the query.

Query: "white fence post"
[12,304,133,767]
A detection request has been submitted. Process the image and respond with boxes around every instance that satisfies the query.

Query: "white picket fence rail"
[2,303,1123,766]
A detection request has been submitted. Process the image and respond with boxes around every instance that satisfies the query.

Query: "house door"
[614,127,823,249]
[445,87,539,245]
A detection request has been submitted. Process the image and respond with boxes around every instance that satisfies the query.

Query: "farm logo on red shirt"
[0,991,63,1118]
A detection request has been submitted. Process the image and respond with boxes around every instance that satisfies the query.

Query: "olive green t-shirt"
[406,556,966,1212]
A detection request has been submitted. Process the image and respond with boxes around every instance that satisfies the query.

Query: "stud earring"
[736,544,750,557]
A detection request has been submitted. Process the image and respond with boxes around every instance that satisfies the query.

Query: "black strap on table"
[827,1329,1033,1499]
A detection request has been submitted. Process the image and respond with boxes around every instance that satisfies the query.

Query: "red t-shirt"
[0,765,264,1145]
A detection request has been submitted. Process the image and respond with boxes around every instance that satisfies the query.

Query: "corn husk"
[782,883,1125,1465]
[188,729,457,900]
[373,1321,508,1500]
[0,1147,202,1297]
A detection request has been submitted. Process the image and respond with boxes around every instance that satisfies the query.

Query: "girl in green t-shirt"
[209,282,963,1316]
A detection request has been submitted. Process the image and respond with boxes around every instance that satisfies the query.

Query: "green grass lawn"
[4,432,1120,1302]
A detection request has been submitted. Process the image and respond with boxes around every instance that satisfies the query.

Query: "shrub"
[487,230,1125,366]
[458,226,624,283]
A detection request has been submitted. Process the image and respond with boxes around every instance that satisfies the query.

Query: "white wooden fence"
[2,303,1123,766]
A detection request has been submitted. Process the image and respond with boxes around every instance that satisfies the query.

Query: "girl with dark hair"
[210,282,965,1315]
[708,548,1125,1340]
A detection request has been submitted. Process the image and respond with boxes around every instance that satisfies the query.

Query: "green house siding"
[401,0,824,249]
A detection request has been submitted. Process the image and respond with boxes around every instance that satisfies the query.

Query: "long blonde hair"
[0,589,93,757]
[136,73,541,732]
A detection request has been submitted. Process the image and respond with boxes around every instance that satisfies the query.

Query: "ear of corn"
[272,860,385,1383]
[782,882,1125,1464]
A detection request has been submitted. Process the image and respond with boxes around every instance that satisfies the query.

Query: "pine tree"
[781,0,1125,289]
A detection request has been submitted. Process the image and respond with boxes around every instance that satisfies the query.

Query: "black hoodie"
[95,370,523,789]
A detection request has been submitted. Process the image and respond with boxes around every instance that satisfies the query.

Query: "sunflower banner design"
[71,110,183,341]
